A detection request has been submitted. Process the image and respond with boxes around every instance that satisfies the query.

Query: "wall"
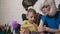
[0,0,27,25]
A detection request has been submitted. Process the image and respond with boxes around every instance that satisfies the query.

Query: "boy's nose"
[32,17,35,20]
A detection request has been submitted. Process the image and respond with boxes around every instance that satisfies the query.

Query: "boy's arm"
[21,20,33,28]
[21,24,32,28]
[21,24,38,32]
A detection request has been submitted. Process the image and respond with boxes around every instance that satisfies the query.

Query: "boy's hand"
[38,26,44,32]
[38,25,46,32]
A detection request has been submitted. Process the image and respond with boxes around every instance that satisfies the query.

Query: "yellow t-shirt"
[21,20,38,32]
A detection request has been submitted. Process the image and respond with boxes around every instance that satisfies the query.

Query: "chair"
[15,24,21,34]
[58,4,60,10]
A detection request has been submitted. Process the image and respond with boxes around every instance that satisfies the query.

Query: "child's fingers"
[38,27,44,32]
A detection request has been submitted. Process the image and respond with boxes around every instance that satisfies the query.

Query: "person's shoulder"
[22,20,29,24]
[41,15,47,19]
[40,15,47,22]
[23,20,28,22]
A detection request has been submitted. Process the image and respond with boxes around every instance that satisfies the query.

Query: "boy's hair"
[27,8,36,15]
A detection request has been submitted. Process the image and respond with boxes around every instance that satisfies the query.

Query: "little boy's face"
[26,12,36,23]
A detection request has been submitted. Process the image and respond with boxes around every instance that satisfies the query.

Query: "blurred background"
[0,0,60,25]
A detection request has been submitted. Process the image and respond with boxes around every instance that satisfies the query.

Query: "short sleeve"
[41,16,46,23]
[21,20,29,24]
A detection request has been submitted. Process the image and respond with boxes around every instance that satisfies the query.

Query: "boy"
[20,8,39,34]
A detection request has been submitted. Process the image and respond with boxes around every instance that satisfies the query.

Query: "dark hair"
[27,8,36,15]
[22,0,37,11]
[58,4,60,10]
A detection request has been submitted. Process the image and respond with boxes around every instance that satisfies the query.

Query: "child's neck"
[29,21,33,24]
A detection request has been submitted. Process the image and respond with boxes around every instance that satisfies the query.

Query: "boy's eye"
[30,16,35,18]
[31,16,33,18]
[34,17,36,18]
